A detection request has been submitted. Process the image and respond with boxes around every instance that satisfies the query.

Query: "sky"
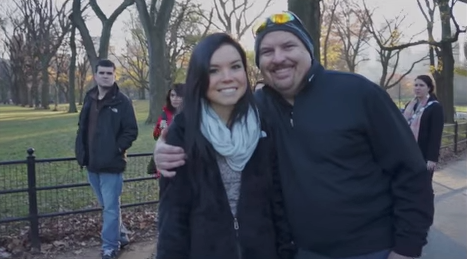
[2,0,467,61]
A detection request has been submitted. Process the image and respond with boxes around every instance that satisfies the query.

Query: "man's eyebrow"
[282,40,297,45]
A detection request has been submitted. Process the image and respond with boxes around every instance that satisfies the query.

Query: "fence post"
[453,122,458,155]
[26,148,40,251]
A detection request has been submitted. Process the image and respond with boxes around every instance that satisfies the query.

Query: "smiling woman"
[207,44,249,124]
[155,32,296,259]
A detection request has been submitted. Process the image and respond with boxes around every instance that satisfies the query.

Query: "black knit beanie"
[254,14,315,67]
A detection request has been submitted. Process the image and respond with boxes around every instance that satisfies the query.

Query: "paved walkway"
[45,155,467,259]
[422,156,467,259]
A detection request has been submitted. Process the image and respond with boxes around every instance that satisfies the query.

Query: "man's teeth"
[274,68,290,73]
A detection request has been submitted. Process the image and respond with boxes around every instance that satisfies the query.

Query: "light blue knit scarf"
[200,100,260,171]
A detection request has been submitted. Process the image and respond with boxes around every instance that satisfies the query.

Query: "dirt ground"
[21,240,156,259]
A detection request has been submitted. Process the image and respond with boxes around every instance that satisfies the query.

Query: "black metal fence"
[0,149,157,251]
[440,121,467,155]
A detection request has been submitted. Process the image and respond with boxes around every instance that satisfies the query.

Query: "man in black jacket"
[75,59,138,259]
[153,12,433,259]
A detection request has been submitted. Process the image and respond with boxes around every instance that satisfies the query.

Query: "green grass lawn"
[456,106,467,113]
[0,101,158,221]
[0,100,155,160]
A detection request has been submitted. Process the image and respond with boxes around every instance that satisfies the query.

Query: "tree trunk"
[146,38,168,124]
[61,86,69,103]
[11,76,19,105]
[288,0,321,62]
[68,25,78,113]
[20,78,28,107]
[0,83,7,103]
[135,0,175,124]
[33,67,41,107]
[71,0,134,72]
[78,84,84,105]
[139,87,146,99]
[437,43,455,123]
[53,85,59,111]
[41,65,50,109]
[435,0,455,123]
[30,71,40,107]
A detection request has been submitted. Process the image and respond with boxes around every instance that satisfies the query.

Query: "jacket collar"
[86,83,121,103]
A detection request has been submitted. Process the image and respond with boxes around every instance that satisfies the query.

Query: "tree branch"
[386,54,429,89]
[89,0,107,22]
[108,0,135,24]
[363,0,465,50]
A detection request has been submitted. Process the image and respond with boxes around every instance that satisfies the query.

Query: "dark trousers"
[295,249,391,259]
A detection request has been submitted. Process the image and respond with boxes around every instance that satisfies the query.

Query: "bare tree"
[50,44,71,110]
[76,39,91,105]
[134,0,175,124]
[363,0,466,122]
[166,1,212,84]
[321,0,340,69]
[0,18,13,104]
[70,0,134,70]
[14,0,72,109]
[334,1,370,72]
[415,0,466,122]
[0,52,11,104]
[2,20,32,106]
[114,14,149,99]
[68,21,77,113]
[366,13,428,89]
[3,8,40,107]
[116,1,211,104]
[208,0,273,41]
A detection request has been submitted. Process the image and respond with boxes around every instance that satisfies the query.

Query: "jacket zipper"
[290,111,294,128]
[214,156,244,259]
[233,217,241,259]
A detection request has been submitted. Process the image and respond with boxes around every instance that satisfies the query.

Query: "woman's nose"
[221,70,234,82]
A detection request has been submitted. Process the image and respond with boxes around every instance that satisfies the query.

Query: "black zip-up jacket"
[255,61,434,258]
[404,95,444,162]
[75,85,138,173]
[156,112,296,259]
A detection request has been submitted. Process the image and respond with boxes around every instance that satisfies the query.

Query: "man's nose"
[272,50,286,63]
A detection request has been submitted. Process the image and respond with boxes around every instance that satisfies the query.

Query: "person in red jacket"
[153,83,184,140]
[148,83,184,178]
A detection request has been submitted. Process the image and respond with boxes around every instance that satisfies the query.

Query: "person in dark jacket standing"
[403,75,444,178]
[153,12,433,259]
[156,33,295,259]
[75,59,138,259]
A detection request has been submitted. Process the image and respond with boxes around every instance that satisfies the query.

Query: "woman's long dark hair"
[181,32,257,165]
